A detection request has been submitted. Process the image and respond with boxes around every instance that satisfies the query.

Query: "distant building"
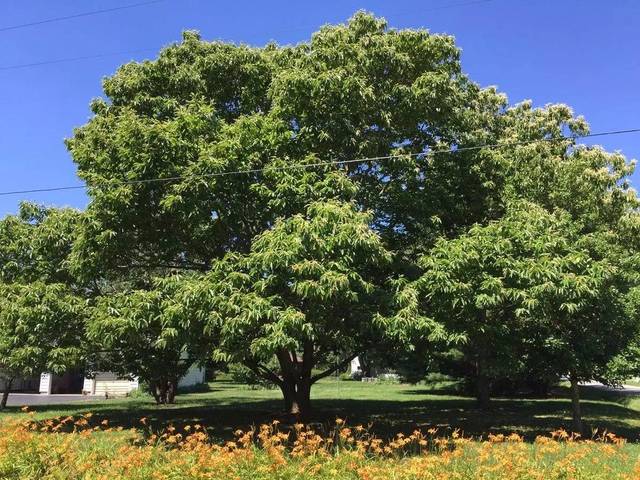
[36,363,206,397]
[0,376,40,393]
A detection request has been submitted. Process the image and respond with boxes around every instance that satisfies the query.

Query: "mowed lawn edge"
[2,379,639,442]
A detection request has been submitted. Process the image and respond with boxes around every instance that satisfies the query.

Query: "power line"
[0,1,491,72]
[0,49,157,72]
[1,128,638,198]
[0,0,166,33]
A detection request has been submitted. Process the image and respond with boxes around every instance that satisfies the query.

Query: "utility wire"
[0,0,166,33]
[1,127,638,198]
[0,48,157,71]
[0,0,491,71]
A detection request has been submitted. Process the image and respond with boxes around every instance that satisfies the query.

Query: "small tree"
[88,276,212,404]
[0,283,85,408]
[193,201,392,418]
[524,239,639,433]
[411,203,639,422]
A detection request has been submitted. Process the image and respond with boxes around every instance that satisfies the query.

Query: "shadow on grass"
[6,384,639,443]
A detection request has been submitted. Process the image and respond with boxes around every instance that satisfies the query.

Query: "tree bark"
[166,378,177,404]
[280,381,296,414]
[569,372,582,434]
[0,378,12,410]
[476,344,491,409]
[476,373,491,409]
[279,376,311,418]
[155,382,166,404]
[273,347,317,420]
[151,378,178,404]
[150,383,161,404]
[247,348,359,421]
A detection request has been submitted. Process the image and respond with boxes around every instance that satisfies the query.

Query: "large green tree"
[64,13,509,414]
[62,11,640,423]
[0,203,89,406]
[65,12,508,281]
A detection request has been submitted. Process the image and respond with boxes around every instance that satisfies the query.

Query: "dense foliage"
[186,201,394,415]
[0,283,85,408]
[0,204,86,408]
[87,276,213,403]
[404,203,640,430]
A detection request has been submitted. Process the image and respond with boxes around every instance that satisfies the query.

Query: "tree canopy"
[174,201,392,416]
[65,11,512,280]
[0,282,86,408]
[88,276,213,404]
[407,202,640,429]
[0,203,81,286]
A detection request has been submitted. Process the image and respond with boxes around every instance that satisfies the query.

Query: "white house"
[38,363,206,397]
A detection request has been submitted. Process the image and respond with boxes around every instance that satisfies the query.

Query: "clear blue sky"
[1,0,638,215]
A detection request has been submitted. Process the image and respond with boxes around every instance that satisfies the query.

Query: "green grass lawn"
[2,379,639,442]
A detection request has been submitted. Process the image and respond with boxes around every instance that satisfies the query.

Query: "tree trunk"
[359,355,372,377]
[275,348,313,420]
[280,376,311,419]
[166,378,177,404]
[569,372,583,434]
[0,378,12,410]
[476,346,491,409]
[154,381,168,404]
[250,348,358,421]
[151,378,178,404]
[150,383,161,404]
[476,373,491,409]
[280,381,296,413]
[297,378,311,419]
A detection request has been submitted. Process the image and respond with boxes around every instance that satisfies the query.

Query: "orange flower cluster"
[1,410,638,479]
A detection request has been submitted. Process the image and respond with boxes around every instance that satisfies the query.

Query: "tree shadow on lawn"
[9,386,640,443]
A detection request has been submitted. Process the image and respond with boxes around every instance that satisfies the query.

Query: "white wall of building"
[178,363,206,388]
[82,373,139,397]
[79,363,206,397]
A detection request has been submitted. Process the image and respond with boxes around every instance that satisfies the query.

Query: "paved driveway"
[5,393,105,407]
[581,382,640,395]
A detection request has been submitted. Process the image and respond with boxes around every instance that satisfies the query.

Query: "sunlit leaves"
[0,283,86,380]
[87,275,212,396]
[409,201,640,384]
[0,203,81,286]
[184,201,391,369]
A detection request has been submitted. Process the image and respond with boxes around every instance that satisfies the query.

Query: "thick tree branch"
[311,352,360,384]
[302,340,314,375]
[116,263,207,272]
[243,358,283,386]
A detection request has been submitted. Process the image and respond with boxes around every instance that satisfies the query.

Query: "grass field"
[2,379,640,442]
[2,380,640,479]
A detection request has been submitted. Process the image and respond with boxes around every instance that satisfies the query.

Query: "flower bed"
[1,411,638,479]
